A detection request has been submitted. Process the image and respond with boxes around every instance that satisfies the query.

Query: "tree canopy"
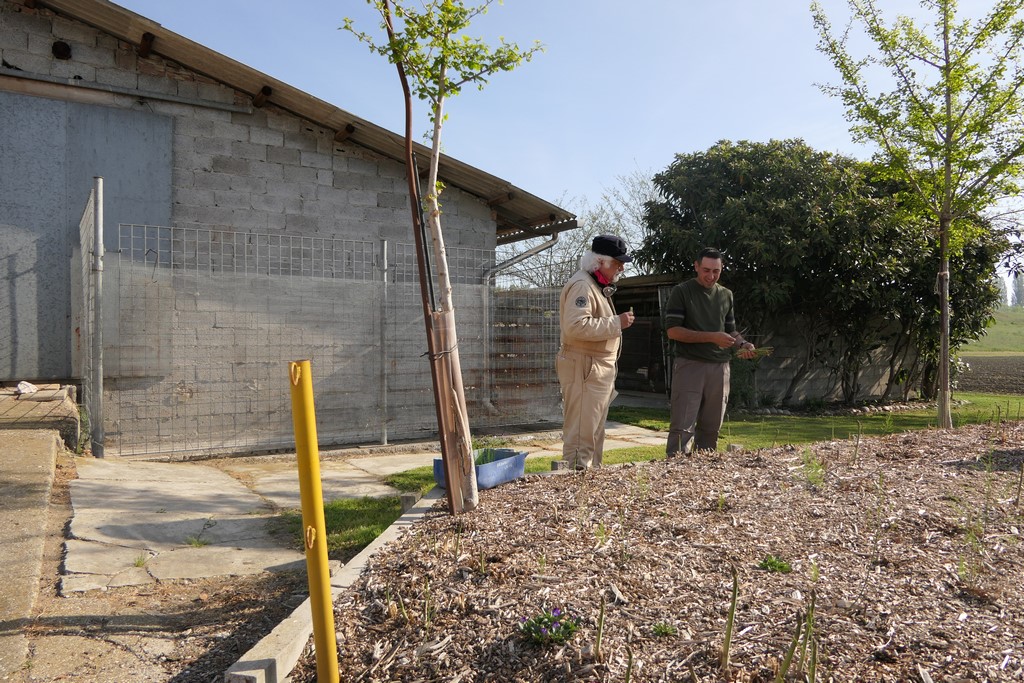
[635,139,1006,403]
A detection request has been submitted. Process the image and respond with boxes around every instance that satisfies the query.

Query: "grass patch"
[608,391,1024,451]
[758,554,793,573]
[385,467,436,495]
[278,496,403,562]
[964,306,1024,353]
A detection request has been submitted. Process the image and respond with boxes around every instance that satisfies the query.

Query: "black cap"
[591,235,633,263]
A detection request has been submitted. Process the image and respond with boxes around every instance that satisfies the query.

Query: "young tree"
[345,1,541,513]
[812,0,1024,428]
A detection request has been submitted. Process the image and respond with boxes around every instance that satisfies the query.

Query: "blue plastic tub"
[433,448,527,490]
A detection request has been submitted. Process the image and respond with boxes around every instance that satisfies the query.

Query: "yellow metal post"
[288,360,339,683]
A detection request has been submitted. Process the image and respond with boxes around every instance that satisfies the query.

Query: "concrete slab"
[145,546,305,580]
[63,538,152,574]
[64,457,303,591]
[215,459,403,508]
[346,452,437,477]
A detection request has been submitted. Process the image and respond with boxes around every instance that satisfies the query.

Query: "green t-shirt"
[664,278,737,363]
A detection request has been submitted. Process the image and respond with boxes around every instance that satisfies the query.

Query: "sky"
[111,0,965,209]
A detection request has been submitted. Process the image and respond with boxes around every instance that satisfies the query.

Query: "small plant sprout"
[801,448,825,488]
[422,577,433,631]
[133,554,148,567]
[853,421,863,466]
[652,621,678,637]
[595,598,607,661]
[518,607,581,645]
[798,591,817,676]
[721,565,739,675]
[185,517,217,547]
[594,521,610,547]
[775,610,803,683]
[758,554,792,573]
[452,528,462,558]
[632,470,650,500]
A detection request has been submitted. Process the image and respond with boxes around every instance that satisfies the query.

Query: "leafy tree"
[636,139,1004,404]
[812,0,1024,428]
[637,138,906,386]
[344,0,541,513]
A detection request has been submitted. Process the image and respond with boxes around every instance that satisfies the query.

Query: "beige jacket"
[558,270,622,358]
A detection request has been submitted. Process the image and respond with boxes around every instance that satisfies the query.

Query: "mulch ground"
[293,421,1024,682]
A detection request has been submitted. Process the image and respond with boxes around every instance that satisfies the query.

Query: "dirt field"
[959,354,1024,397]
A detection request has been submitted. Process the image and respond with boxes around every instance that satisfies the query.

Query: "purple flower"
[552,608,562,617]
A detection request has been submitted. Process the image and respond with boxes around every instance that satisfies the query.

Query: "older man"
[557,235,635,469]
[665,247,756,455]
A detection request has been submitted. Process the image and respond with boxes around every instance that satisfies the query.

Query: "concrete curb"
[224,487,445,683]
[0,429,59,679]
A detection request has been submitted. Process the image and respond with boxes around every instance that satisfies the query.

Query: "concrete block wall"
[749,322,917,406]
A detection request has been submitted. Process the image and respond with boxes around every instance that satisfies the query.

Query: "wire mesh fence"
[105,225,561,457]
[70,189,96,451]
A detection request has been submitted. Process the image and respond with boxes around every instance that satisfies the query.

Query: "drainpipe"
[480,231,562,414]
[379,238,388,445]
[91,176,104,458]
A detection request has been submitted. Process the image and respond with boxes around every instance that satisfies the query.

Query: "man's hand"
[711,331,736,348]
[737,343,756,359]
[619,310,635,329]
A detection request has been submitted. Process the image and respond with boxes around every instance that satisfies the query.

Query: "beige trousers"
[667,357,730,454]
[557,348,618,469]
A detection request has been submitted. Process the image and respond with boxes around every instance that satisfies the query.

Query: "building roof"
[32,0,577,244]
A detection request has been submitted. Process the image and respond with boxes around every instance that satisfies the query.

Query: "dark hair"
[697,247,723,262]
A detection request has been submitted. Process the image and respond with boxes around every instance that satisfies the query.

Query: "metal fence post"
[91,176,105,458]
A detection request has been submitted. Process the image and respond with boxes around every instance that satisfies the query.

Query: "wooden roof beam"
[487,191,514,207]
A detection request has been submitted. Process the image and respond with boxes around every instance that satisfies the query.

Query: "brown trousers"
[667,357,730,454]
[557,348,617,469]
